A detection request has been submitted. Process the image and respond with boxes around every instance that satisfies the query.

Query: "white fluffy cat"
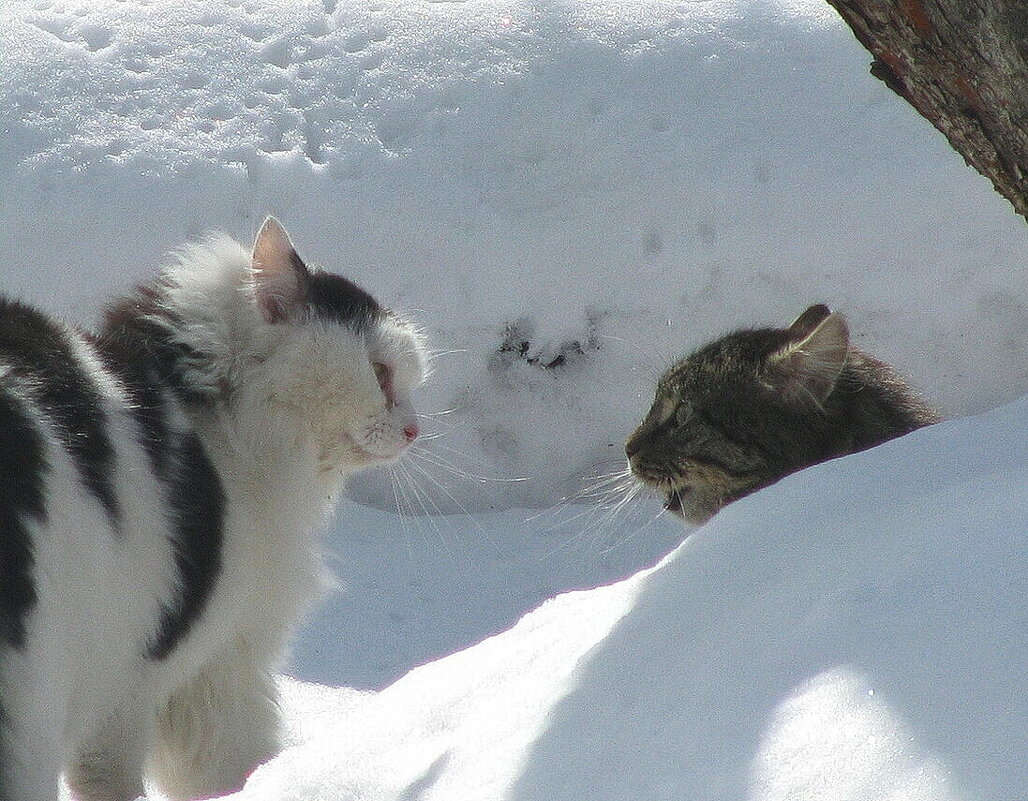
[0,218,425,801]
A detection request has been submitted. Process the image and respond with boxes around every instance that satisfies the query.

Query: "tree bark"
[826,0,1028,223]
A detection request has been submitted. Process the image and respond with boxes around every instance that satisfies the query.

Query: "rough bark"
[826,0,1028,223]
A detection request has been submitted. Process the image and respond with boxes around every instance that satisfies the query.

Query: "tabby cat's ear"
[769,308,849,405]
[787,303,833,338]
[251,217,311,324]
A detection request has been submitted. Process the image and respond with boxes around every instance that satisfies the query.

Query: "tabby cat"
[0,218,425,801]
[626,304,940,524]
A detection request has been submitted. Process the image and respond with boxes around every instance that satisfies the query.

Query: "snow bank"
[244,397,1028,801]
[259,573,649,800]
[507,398,1028,801]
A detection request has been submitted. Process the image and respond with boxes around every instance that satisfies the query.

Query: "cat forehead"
[697,329,792,363]
[664,328,796,385]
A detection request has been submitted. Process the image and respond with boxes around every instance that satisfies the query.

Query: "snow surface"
[256,398,1028,801]
[2,0,1028,797]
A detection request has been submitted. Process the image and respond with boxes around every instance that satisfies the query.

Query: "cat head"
[250,218,426,473]
[625,304,849,524]
[155,217,427,477]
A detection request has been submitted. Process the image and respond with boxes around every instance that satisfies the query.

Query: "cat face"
[626,305,848,524]
[625,389,771,524]
[264,315,423,475]
[245,218,426,476]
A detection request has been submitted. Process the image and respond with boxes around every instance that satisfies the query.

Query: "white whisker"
[393,461,451,547]
[410,447,528,485]
[525,461,657,558]
[418,407,460,418]
[405,457,494,542]
[593,332,667,374]
[425,348,469,362]
[599,490,671,554]
[409,434,532,482]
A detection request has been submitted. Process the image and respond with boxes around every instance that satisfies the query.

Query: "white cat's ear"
[252,217,310,324]
[769,308,849,406]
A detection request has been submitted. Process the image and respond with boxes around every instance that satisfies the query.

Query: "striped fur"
[0,218,425,801]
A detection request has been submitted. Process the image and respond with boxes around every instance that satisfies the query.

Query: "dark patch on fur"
[0,702,6,801]
[0,698,9,801]
[306,267,381,333]
[0,297,121,526]
[0,379,47,650]
[282,248,381,331]
[94,306,226,662]
[145,432,225,661]
[101,286,217,408]
[93,309,175,474]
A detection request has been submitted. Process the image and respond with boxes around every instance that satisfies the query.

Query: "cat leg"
[0,735,62,801]
[1,660,66,801]
[150,647,283,801]
[65,712,149,801]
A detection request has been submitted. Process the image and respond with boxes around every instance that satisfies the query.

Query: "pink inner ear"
[252,217,308,324]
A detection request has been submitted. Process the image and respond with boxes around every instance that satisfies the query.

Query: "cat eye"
[372,361,396,406]
[651,398,676,426]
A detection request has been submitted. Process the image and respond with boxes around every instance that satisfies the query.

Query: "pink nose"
[403,424,419,443]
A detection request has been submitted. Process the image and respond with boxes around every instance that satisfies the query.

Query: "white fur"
[0,221,425,801]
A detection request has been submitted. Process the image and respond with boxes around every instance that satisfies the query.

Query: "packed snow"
[2,0,1027,798]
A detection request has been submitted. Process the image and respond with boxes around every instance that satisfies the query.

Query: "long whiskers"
[384,414,670,562]
[597,482,674,554]
[527,461,667,559]
[593,332,667,376]
[404,453,495,541]
[526,463,636,521]
[417,408,460,419]
[380,419,521,549]
[389,459,452,547]
[409,443,529,485]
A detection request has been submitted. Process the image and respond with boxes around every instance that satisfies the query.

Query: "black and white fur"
[0,218,425,801]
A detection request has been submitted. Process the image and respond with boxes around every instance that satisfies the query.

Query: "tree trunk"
[826,0,1028,223]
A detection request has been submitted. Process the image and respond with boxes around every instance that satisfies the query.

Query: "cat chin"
[663,493,700,523]
[662,489,718,526]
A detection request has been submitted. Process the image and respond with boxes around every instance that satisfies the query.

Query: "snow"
[3,0,1028,798]
[262,401,1028,801]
